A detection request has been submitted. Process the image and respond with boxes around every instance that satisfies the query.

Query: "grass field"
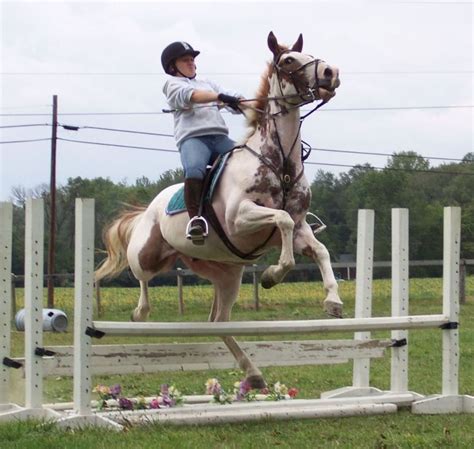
[1,276,473,449]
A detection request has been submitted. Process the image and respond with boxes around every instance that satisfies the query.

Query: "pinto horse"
[96,32,342,388]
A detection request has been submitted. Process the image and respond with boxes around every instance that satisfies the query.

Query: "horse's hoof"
[324,300,343,319]
[245,375,267,390]
[261,271,276,289]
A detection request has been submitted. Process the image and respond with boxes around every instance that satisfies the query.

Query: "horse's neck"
[247,103,302,170]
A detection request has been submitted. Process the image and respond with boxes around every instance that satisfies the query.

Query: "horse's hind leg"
[132,280,151,322]
[294,222,343,318]
[128,217,178,322]
[182,258,266,388]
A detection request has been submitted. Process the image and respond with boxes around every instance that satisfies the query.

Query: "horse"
[95,31,342,389]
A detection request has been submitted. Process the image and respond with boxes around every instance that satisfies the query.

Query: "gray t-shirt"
[163,76,242,146]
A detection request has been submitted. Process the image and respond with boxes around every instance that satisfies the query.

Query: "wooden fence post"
[95,280,102,317]
[177,268,184,315]
[252,265,260,311]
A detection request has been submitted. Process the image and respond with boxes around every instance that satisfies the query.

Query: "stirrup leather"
[186,216,209,243]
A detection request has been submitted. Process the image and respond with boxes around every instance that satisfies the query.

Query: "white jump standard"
[0,199,60,421]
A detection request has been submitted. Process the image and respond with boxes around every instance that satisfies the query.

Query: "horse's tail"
[95,206,146,281]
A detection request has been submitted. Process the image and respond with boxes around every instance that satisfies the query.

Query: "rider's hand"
[217,93,241,111]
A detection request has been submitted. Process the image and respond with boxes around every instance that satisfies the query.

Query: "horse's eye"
[284,57,294,64]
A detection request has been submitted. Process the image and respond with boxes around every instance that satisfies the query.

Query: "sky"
[1,0,473,201]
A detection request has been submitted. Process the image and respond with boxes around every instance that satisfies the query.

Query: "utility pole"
[47,95,58,308]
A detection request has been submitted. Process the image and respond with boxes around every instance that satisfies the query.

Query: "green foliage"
[10,169,184,278]
[8,152,474,284]
[310,152,474,263]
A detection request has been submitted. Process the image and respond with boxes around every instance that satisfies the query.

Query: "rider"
[161,41,244,245]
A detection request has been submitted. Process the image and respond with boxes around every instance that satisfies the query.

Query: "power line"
[2,134,471,176]
[321,105,473,112]
[57,137,179,154]
[312,147,466,162]
[0,123,51,129]
[58,123,468,162]
[1,124,468,165]
[1,104,472,117]
[0,138,51,144]
[57,138,474,176]
[59,123,174,138]
[1,70,472,76]
[304,160,474,176]
[392,1,473,4]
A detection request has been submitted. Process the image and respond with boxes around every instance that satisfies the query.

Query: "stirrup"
[185,216,209,245]
[306,212,327,235]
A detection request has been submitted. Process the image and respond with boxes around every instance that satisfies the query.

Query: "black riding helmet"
[161,41,200,75]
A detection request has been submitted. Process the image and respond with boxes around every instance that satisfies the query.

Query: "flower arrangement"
[205,378,233,404]
[208,378,299,405]
[92,383,183,411]
[92,379,298,410]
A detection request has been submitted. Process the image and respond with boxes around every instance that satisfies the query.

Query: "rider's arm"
[190,90,219,104]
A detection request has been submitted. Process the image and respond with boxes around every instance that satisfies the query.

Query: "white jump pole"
[0,202,23,415]
[352,209,377,393]
[413,207,474,413]
[321,209,382,398]
[57,198,122,430]
[93,314,449,337]
[390,209,409,392]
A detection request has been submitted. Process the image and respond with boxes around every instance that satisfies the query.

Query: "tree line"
[8,151,474,285]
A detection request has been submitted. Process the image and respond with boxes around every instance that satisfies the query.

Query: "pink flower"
[288,387,299,398]
[260,387,270,395]
[149,398,160,409]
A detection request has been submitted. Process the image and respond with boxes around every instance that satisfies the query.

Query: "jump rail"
[92,315,450,337]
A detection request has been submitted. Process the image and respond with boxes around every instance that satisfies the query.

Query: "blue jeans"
[179,135,236,179]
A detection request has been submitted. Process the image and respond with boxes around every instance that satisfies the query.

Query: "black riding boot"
[184,178,208,245]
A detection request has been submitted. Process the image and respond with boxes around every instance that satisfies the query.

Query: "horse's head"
[267,31,340,108]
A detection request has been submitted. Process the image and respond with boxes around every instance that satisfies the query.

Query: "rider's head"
[161,41,200,79]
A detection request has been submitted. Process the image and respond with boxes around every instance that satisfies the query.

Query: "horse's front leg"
[294,222,343,318]
[182,257,266,388]
[213,269,266,389]
[232,199,295,289]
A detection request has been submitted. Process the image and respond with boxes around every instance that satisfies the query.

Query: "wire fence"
[10,259,473,317]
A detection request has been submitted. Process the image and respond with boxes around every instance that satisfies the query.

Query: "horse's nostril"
[324,68,333,78]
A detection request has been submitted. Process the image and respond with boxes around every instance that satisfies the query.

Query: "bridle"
[271,50,334,115]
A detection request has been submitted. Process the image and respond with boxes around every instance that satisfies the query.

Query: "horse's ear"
[267,31,280,57]
[291,34,303,52]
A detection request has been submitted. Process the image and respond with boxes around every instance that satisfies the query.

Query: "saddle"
[166,151,232,217]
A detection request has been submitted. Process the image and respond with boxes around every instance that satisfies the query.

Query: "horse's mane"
[245,63,271,132]
[244,44,288,138]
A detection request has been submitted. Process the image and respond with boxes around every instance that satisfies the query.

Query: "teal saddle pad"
[166,152,231,216]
